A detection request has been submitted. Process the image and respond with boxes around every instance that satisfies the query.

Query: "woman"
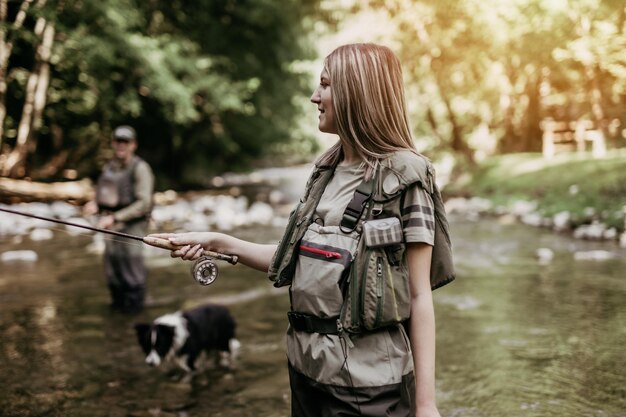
[151,43,452,417]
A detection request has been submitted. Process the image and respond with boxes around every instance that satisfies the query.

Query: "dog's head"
[134,323,176,367]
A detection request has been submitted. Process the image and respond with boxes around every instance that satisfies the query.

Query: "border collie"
[134,303,240,373]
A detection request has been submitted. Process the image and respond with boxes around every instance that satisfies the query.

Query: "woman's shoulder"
[377,150,434,195]
[381,150,432,180]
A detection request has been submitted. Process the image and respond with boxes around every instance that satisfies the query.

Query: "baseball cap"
[112,125,136,141]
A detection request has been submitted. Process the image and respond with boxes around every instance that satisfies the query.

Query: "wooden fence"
[541,119,606,159]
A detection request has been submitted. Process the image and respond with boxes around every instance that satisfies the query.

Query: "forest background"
[1,0,625,215]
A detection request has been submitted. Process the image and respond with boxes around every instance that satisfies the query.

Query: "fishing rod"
[0,206,238,286]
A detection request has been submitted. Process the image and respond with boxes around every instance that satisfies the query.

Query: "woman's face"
[310,69,337,134]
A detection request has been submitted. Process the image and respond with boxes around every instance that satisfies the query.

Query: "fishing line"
[43,224,145,248]
[0,207,146,241]
[0,206,238,285]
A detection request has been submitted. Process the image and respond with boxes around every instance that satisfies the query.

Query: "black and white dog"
[134,303,240,373]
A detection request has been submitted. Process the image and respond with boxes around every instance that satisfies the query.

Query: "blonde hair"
[316,43,416,178]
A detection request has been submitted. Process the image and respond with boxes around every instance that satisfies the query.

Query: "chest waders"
[96,156,148,221]
[96,156,149,313]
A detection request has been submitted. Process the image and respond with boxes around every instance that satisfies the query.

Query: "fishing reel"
[189,252,239,286]
[141,237,238,286]
[191,256,219,286]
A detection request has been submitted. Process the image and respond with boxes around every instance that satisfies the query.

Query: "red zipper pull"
[299,244,343,259]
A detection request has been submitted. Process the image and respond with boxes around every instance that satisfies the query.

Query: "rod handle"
[143,236,180,250]
[142,236,238,265]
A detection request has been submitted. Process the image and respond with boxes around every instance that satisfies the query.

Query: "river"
[0,201,624,416]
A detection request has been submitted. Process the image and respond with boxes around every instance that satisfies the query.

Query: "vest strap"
[287,312,339,335]
[340,178,375,233]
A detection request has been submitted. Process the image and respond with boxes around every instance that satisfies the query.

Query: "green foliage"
[366,0,626,160]
[5,0,625,189]
[448,150,626,230]
[3,0,329,187]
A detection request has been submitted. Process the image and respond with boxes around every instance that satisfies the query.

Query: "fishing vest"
[268,150,455,334]
[96,156,142,212]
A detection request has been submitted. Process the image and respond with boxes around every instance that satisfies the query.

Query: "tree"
[0,0,329,187]
[1,0,56,177]
[366,0,626,162]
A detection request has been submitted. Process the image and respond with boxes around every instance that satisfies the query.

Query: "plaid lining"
[363,218,403,247]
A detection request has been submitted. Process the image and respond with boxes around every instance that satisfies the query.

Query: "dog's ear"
[134,323,151,352]
[134,323,151,340]
[134,323,150,334]
[155,324,175,339]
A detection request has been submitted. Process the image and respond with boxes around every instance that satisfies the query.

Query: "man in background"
[84,125,154,314]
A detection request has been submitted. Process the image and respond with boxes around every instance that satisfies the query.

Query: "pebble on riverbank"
[445,197,626,247]
[1,250,38,262]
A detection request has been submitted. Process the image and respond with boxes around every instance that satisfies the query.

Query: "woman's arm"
[148,232,277,273]
[406,242,441,417]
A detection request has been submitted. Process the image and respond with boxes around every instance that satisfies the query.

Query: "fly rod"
[0,206,237,286]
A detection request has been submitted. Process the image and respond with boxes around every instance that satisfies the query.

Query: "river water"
[0,204,624,416]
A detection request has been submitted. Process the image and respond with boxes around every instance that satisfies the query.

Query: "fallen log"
[0,177,94,204]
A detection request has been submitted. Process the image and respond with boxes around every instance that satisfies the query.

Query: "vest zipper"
[299,244,343,259]
[375,256,384,327]
[352,247,365,330]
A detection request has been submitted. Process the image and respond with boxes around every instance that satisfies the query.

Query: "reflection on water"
[0,215,624,416]
[437,218,625,417]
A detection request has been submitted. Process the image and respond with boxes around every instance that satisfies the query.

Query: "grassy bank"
[446,150,626,231]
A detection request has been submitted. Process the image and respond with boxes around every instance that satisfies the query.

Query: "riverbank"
[2,153,625,247]
[444,150,626,246]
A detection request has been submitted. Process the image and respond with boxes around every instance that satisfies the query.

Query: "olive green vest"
[268,150,455,291]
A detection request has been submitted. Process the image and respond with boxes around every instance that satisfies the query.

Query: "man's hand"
[83,200,99,216]
[97,215,115,229]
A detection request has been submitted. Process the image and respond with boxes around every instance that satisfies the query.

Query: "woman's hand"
[147,232,277,273]
[147,232,220,260]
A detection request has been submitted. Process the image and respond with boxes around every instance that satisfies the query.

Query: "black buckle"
[340,189,370,233]
[287,312,311,332]
[287,312,339,334]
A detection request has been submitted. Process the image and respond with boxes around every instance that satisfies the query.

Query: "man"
[85,125,154,314]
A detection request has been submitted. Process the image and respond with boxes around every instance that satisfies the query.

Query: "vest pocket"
[269,203,302,286]
[291,224,359,317]
[277,204,301,257]
[360,245,410,330]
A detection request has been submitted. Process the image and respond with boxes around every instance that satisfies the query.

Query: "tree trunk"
[425,105,447,146]
[2,15,54,178]
[498,67,520,153]
[0,0,7,148]
[579,14,607,156]
[522,73,543,152]
[31,23,54,135]
[499,93,519,153]
[31,149,68,179]
[438,84,475,164]
[0,177,94,203]
[411,17,474,163]
[0,0,34,149]
[496,59,528,154]
[584,64,608,157]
